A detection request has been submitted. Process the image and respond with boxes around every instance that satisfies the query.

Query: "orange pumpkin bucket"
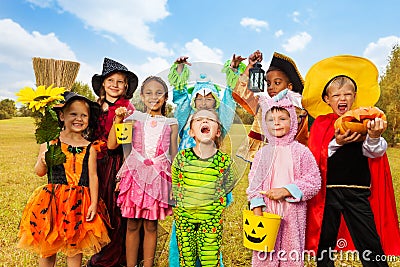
[242,210,281,252]
[334,106,386,135]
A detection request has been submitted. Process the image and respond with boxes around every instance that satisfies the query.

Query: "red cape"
[305,113,400,255]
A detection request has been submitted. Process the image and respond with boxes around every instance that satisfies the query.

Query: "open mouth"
[338,103,348,113]
[244,232,267,243]
[118,136,128,141]
[201,125,210,134]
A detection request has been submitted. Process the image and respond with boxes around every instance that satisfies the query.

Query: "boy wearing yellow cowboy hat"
[302,55,400,266]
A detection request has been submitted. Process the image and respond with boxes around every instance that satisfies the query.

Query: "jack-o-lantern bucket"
[243,210,281,252]
[114,122,133,144]
[334,106,386,135]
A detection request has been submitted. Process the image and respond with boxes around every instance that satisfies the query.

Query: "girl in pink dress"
[246,95,321,267]
[108,76,178,267]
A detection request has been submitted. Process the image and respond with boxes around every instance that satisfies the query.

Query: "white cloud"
[275,30,284,38]
[291,11,300,23]
[0,19,78,100]
[29,0,173,56]
[240,17,269,32]
[26,0,53,8]
[134,57,171,82]
[180,39,224,64]
[363,36,400,74]
[282,32,312,52]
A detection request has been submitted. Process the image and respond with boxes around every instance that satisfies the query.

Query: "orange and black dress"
[18,142,110,258]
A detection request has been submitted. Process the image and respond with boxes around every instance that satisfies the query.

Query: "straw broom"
[32,57,80,91]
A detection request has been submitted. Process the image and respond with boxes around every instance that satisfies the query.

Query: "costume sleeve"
[218,84,236,136]
[328,138,341,157]
[232,74,259,115]
[221,59,247,89]
[362,135,387,158]
[287,146,321,202]
[168,63,192,138]
[246,149,266,209]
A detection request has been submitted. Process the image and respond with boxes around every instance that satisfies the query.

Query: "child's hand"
[260,188,290,201]
[252,207,263,216]
[230,54,247,69]
[335,128,363,145]
[114,181,120,192]
[114,107,128,123]
[175,56,192,66]
[367,118,387,138]
[248,50,263,66]
[86,203,97,222]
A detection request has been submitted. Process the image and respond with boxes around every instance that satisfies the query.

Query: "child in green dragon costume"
[172,109,236,267]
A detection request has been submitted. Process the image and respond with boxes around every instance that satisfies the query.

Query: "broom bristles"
[32,57,80,91]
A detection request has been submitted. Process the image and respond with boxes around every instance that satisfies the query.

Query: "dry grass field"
[0,117,399,266]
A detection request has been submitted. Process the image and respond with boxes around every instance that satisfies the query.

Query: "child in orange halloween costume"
[18,92,110,267]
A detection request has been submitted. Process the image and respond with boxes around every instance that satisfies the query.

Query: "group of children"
[17,50,400,267]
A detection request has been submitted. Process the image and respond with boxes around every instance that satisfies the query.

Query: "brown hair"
[140,76,169,116]
[190,109,223,149]
[97,71,129,107]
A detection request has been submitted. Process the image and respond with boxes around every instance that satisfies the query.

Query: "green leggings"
[174,206,223,267]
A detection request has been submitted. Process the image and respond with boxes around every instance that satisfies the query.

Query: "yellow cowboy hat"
[302,55,380,118]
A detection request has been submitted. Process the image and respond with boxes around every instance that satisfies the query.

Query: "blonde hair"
[323,75,357,99]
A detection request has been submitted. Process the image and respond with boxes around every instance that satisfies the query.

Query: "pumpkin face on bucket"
[242,210,281,252]
[114,122,132,144]
[244,217,267,244]
[334,106,386,135]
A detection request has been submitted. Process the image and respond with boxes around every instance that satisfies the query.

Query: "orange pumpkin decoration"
[334,107,386,135]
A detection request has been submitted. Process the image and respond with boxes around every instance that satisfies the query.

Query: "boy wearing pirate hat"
[230,50,309,163]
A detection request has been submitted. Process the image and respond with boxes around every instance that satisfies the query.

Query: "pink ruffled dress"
[117,111,177,220]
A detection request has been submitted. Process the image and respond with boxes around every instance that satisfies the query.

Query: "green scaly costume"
[172,148,234,267]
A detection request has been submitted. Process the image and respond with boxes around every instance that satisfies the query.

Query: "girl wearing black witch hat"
[87,58,138,267]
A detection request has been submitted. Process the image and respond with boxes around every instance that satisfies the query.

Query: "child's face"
[189,110,221,145]
[265,109,291,138]
[60,100,89,133]
[266,70,292,97]
[141,80,166,114]
[324,83,356,116]
[103,72,127,99]
[194,93,216,110]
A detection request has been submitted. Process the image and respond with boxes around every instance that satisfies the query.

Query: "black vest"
[327,141,370,186]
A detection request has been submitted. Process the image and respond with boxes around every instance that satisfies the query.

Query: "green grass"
[1,119,399,266]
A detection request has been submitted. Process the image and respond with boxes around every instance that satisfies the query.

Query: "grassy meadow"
[1,117,399,266]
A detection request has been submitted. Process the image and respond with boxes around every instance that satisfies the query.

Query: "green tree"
[376,44,400,146]
[71,81,96,101]
[0,99,16,120]
[17,105,34,117]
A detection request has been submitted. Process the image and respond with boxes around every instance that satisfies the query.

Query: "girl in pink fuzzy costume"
[246,95,321,266]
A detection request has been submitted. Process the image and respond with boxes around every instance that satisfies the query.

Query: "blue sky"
[1,0,400,100]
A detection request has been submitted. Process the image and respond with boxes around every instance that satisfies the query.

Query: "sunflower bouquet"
[16,84,67,168]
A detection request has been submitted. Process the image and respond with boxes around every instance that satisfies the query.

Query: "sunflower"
[16,84,65,114]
